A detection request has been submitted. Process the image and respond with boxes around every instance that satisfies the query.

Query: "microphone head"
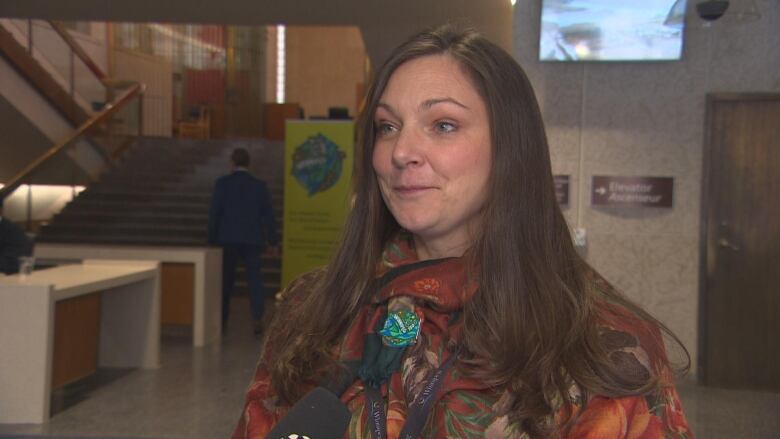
[265,387,351,439]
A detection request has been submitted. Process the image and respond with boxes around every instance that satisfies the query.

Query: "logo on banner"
[291,133,346,196]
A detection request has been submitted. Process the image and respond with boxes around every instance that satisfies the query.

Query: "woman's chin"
[394,217,436,237]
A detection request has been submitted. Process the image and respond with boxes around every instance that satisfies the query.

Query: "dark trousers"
[221,244,265,323]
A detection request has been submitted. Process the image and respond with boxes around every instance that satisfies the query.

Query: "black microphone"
[265,387,351,439]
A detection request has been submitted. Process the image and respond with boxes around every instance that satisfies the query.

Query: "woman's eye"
[434,121,457,134]
[375,122,397,136]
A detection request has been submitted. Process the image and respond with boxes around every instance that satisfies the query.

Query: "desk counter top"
[0,260,159,301]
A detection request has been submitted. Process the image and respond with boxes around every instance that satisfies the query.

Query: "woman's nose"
[391,127,424,168]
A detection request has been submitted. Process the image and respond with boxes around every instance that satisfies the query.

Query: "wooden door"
[701,93,780,390]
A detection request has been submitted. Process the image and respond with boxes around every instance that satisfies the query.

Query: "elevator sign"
[591,176,673,208]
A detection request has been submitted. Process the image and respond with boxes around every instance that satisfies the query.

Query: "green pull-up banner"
[281,120,354,288]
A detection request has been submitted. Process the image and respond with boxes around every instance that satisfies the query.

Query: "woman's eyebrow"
[376,98,470,119]
[420,97,470,111]
[376,103,400,120]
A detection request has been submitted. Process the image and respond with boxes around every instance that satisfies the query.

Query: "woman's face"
[372,54,492,258]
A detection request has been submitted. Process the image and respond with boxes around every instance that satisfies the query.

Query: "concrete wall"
[513,0,780,372]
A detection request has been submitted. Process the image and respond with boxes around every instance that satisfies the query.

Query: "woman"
[232,25,692,438]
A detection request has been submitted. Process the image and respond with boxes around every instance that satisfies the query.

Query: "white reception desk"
[0,260,160,424]
[35,244,222,347]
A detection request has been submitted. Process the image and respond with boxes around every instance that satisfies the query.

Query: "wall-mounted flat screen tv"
[540,0,687,61]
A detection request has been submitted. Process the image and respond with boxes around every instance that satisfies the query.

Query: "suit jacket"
[0,217,33,274]
[208,170,279,247]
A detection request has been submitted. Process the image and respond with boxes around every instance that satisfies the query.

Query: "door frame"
[698,92,780,384]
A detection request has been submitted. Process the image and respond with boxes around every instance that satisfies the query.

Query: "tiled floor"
[1,296,778,439]
[678,380,780,438]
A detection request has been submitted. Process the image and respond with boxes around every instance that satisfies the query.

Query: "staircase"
[1,19,286,293]
[37,137,285,291]
[0,19,112,184]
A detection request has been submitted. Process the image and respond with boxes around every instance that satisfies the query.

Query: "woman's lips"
[393,185,435,196]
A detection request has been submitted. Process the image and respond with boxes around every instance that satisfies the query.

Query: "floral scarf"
[231,234,693,438]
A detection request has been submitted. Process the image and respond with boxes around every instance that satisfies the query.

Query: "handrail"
[47,20,110,87]
[0,83,145,201]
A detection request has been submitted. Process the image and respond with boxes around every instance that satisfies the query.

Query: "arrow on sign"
[595,187,607,195]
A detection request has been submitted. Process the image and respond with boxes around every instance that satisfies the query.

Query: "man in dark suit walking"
[0,199,33,275]
[208,148,279,336]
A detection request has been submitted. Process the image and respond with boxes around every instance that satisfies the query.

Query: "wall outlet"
[573,227,587,248]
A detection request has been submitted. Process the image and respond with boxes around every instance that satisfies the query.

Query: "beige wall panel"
[285,26,366,118]
[114,48,172,136]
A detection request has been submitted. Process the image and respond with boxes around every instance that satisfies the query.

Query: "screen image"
[540,0,687,61]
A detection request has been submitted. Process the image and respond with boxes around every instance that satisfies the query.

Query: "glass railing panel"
[82,85,143,160]
[73,59,106,111]
[29,20,73,93]
[22,20,106,115]
[6,19,31,47]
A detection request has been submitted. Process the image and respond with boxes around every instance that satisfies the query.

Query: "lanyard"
[364,351,459,439]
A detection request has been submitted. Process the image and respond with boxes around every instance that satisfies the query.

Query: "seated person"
[0,200,33,275]
[231,25,692,438]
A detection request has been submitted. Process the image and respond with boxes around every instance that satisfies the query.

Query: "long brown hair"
[268,24,688,436]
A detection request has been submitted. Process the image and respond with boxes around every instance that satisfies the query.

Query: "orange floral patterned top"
[231,238,693,438]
